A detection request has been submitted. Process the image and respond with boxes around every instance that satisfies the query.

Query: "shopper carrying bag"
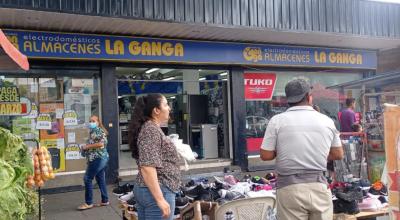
[77,115,109,210]
[129,93,181,220]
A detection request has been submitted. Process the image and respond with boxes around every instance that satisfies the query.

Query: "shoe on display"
[175,195,190,209]
[183,184,206,200]
[218,189,245,201]
[173,208,181,219]
[126,205,138,215]
[118,191,134,203]
[224,175,238,185]
[241,174,252,182]
[113,183,134,196]
[127,196,136,208]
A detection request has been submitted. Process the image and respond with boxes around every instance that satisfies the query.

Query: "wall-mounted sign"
[63,110,78,126]
[36,113,52,130]
[244,73,277,101]
[65,144,84,160]
[0,85,32,116]
[4,29,377,69]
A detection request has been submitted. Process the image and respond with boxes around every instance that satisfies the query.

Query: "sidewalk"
[42,185,123,220]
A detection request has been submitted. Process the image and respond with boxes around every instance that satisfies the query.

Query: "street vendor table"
[334,208,388,220]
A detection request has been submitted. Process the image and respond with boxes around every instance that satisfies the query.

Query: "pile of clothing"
[112,172,278,218]
[331,180,388,215]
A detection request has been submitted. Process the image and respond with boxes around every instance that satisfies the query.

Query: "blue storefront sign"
[4,30,377,69]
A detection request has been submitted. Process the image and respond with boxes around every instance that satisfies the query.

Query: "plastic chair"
[215,196,276,220]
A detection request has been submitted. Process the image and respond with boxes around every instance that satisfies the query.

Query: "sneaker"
[175,195,190,209]
[224,175,238,185]
[241,174,252,182]
[113,183,134,196]
[126,205,137,215]
[251,176,264,184]
[218,189,245,201]
[183,184,205,200]
[173,208,181,219]
[127,196,136,208]
[118,191,134,203]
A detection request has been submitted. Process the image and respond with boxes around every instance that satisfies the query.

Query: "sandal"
[95,202,110,207]
[77,203,94,210]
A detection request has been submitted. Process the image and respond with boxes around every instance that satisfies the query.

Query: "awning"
[0,28,29,71]
[327,71,400,90]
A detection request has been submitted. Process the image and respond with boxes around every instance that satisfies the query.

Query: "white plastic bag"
[169,134,196,170]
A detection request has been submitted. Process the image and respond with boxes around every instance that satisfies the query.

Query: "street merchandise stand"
[333,208,388,220]
[24,139,42,220]
[383,105,400,219]
[328,72,400,183]
[335,132,368,182]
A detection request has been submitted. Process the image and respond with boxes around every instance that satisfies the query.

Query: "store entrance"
[116,67,230,170]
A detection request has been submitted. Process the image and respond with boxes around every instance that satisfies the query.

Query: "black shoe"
[183,184,205,200]
[113,183,134,196]
[174,208,181,219]
[127,196,136,208]
[126,205,137,215]
[175,195,190,209]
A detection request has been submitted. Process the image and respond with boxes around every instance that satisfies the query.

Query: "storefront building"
[1,0,400,188]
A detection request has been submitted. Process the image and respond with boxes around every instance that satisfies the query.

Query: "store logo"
[244,73,276,101]
[243,47,262,62]
[6,35,19,50]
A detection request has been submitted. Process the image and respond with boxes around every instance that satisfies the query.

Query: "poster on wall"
[63,110,78,126]
[12,117,39,140]
[36,113,52,130]
[65,144,84,160]
[40,138,65,172]
[39,103,65,139]
[23,102,38,118]
[0,85,32,116]
[244,73,277,101]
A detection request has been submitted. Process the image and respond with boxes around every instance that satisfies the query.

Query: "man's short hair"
[346,98,355,107]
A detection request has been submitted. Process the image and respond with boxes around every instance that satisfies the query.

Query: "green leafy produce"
[0,127,38,220]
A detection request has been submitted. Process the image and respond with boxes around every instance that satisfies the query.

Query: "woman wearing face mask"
[129,93,181,220]
[77,115,110,210]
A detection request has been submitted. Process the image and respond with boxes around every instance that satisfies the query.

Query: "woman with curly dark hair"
[129,93,181,220]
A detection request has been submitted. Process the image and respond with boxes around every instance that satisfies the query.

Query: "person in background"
[260,79,343,220]
[129,93,181,220]
[77,115,109,210]
[352,123,363,132]
[340,98,357,132]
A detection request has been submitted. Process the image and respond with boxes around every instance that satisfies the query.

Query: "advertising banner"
[244,73,277,101]
[4,29,377,69]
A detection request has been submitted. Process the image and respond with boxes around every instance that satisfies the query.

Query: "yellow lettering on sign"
[162,43,173,56]
[151,42,162,56]
[24,41,33,52]
[0,103,22,115]
[129,41,141,55]
[105,39,124,55]
[329,52,363,65]
[42,42,53,53]
[315,51,327,63]
[141,41,151,56]
[175,43,184,56]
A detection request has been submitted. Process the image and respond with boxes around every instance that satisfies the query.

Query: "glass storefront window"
[0,75,100,173]
[245,71,363,158]
[116,67,229,170]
